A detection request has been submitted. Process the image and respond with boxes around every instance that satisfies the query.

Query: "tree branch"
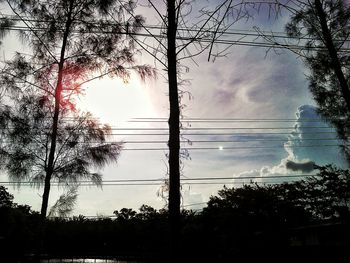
[6,0,58,64]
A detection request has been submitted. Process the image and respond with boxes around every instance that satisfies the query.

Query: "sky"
[0,0,348,216]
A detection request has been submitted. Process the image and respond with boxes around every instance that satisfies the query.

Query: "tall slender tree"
[166,2,181,259]
[284,0,350,161]
[0,0,154,219]
[250,0,350,161]
[118,1,248,261]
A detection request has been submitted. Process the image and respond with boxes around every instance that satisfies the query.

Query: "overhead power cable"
[0,174,318,188]
[0,126,336,130]
[1,16,349,43]
[58,116,346,121]
[0,174,319,185]
[9,182,303,186]
[0,138,342,145]
[109,131,339,136]
[0,24,349,52]
[128,119,329,123]
[109,127,334,130]
[36,137,338,144]
[0,180,314,187]
[120,144,347,151]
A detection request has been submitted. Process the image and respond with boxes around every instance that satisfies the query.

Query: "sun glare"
[77,76,157,125]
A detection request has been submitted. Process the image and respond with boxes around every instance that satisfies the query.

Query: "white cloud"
[284,105,346,165]
[234,105,347,184]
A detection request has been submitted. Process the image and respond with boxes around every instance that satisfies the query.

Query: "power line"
[0,16,306,38]
[0,132,341,137]
[1,24,349,52]
[120,144,347,151]
[107,131,339,136]
[0,18,317,41]
[0,142,347,150]
[0,126,336,131]
[128,119,329,123]
[56,116,345,122]
[2,116,340,123]
[0,174,318,191]
[2,138,341,145]
[0,182,302,186]
[79,138,341,143]
[0,114,341,127]
[112,127,334,130]
[50,138,350,144]
[1,16,349,44]
[0,174,318,185]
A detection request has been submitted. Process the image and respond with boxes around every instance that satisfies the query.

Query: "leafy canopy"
[285,0,350,159]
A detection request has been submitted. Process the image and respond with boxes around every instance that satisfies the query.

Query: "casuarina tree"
[0,0,154,219]
[285,0,350,161]
[250,0,350,162]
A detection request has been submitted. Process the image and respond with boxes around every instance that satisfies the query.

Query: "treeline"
[1,165,350,262]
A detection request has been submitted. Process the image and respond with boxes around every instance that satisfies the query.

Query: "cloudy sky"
[0,0,348,216]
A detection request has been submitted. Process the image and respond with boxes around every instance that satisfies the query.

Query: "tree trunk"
[167,1,181,262]
[40,1,73,219]
[314,0,350,113]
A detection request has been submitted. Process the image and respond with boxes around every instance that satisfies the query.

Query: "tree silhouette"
[204,165,350,224]
[113,208,137,220]
[250,0,350,161]
[1,165,349,261]
[303,165,350,219]
[0,0,154,219]
[118,2,249,260]
[284,0,350,161]
[48,187,78,218]
[0,186,14,208]
[0,90,122,216]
